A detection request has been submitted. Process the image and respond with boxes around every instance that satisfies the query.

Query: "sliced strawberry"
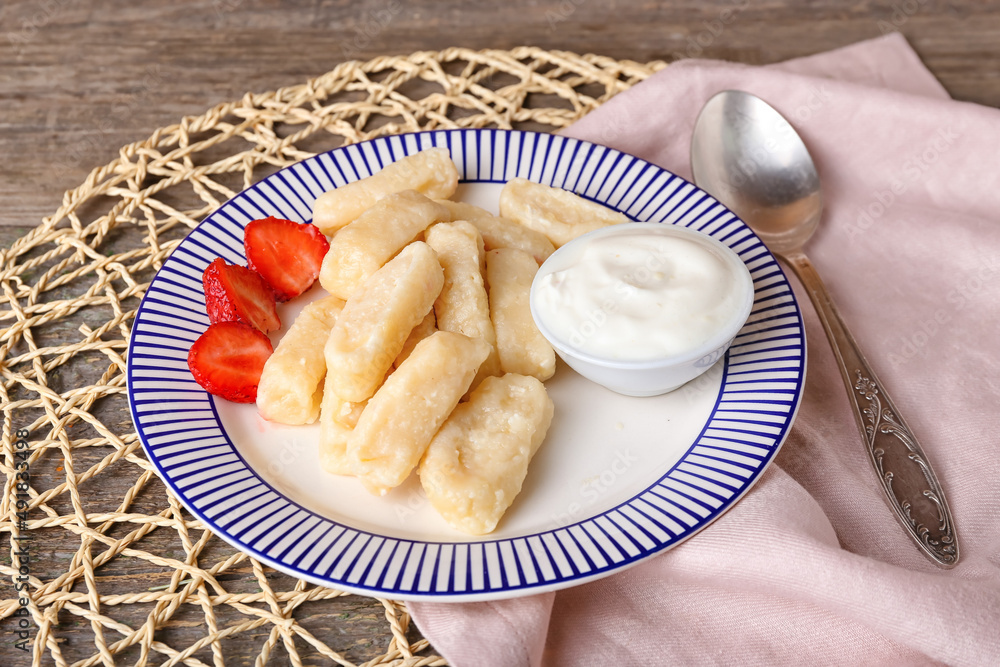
[244,217,330,301]
[202,257,280,333]
[188,322,273,403]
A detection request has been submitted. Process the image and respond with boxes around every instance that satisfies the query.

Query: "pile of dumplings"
[255,147,627,534]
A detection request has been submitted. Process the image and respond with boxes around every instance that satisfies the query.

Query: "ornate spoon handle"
[781,250,959,567]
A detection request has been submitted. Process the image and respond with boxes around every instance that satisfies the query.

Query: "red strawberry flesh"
[188,322,273,403]
[202,257,280,333]
[245,217,329,301]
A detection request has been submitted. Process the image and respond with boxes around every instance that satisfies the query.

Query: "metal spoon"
[691,90,959,568]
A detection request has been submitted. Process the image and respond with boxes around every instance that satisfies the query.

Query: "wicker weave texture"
[1,47,664,666]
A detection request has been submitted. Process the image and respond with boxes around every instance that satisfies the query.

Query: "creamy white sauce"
[532,229,749,361]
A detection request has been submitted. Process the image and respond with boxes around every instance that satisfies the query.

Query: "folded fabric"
[410,33,1000,666]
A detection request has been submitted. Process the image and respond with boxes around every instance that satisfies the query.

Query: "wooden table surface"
[3,1,999,664]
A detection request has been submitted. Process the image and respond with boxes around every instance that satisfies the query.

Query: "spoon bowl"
[691,90,822,254]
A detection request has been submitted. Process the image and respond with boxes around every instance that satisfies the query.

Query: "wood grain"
[3,1,1000,663]
[3,0,999,230]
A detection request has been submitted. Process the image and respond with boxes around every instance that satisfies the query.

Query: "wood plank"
[3,1,999,228]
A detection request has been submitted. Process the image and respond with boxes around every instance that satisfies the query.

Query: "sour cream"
[530,224,753,363]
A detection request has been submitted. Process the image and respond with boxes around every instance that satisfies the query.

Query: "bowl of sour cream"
[529,222,754,397]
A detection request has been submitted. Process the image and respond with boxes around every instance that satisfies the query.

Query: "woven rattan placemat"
[1,47,664,666]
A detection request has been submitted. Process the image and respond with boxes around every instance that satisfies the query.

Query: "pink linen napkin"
[410,33,1000,666]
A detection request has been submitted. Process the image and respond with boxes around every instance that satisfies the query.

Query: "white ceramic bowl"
[529,222,754,397]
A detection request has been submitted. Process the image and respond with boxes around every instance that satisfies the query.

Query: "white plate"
[127,129,806,601]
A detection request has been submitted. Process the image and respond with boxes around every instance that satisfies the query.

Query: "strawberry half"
[244,217,330,301]
[188,322,273,403]
[203,257,280,333]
